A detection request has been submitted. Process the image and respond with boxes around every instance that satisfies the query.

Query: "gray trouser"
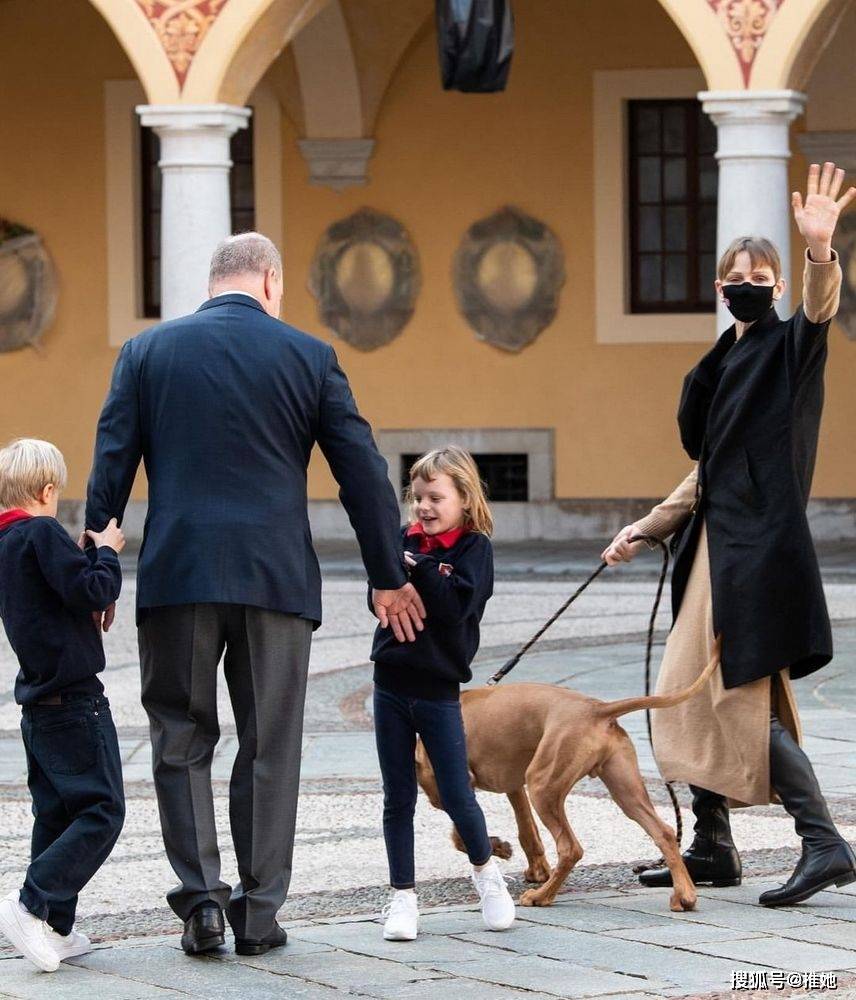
[138,603,312,939]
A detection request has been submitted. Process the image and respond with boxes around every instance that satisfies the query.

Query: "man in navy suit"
[86,233,424,957]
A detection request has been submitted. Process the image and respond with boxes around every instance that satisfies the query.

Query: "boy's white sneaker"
[472,859,516,930]
[45,926,92,961]
[381,889,418,941]
[0,890,60,972]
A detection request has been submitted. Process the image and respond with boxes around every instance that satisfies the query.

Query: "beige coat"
[633,250,842,808]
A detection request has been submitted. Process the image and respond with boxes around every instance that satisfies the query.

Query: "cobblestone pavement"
[2,542,856,998]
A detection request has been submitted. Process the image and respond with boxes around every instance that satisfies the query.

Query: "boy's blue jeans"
[373,685,492,889]
[19,694,125,934]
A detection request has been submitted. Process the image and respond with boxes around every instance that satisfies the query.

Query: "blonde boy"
[0,439,125,971]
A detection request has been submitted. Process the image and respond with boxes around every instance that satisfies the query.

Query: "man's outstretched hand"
[373,583,427,642]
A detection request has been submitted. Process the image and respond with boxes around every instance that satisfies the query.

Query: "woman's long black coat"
[671,303,833,689]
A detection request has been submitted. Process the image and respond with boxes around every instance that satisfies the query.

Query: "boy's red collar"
[0,508,33,530]
[406,522,468,553]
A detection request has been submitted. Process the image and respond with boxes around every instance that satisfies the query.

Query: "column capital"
[297,138,376,191]
[698,89,806,122]
[699,90,805,164]
[136,104,251,134]
[797,131,856,173]
[137,105,251,172]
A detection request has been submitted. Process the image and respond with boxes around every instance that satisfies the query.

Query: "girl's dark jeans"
[373,684,492,889]
[19,694,125,935]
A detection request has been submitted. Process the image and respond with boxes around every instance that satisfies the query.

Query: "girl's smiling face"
[412,473,467,535]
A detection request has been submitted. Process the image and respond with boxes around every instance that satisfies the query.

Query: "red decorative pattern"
[707,0,787,86]
[135,0,230,89]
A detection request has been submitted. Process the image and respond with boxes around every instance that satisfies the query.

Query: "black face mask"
[721,282,775,323]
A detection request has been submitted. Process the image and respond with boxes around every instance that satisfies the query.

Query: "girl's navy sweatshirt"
[370,527,493,700]
[0,512,122,704]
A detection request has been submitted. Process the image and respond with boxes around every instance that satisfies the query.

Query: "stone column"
[700,90,806,331]
[136,104,251,320]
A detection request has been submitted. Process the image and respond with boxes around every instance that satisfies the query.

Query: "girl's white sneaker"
[0,890,60,972]
[45,926,92,960]
[381,890,418,941]
[472,859,516,931]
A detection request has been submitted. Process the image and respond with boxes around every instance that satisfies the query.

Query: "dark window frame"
[628,98,717,314]
[140,124,161,320]
[139,116,256,319]
[401,453,529,503]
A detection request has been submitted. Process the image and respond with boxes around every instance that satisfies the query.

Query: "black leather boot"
[759,714,856,907]
[638,784,742,888]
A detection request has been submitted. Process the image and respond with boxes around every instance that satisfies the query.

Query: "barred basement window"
[628,98,717,313]
[140,117,256,318]
[401,453,529,502]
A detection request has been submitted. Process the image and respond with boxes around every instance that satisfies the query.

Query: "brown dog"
[415,640,721,912]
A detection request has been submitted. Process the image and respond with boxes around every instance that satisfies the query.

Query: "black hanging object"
[436,0,514,93]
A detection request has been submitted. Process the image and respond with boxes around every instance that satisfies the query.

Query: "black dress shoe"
[760,714,856,907]
[639,785,742,888]
[181,903,225,955]
[234,923,287,956]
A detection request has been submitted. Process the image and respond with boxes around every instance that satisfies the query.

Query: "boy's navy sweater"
[370,527,493,700]
[0,512,122,705]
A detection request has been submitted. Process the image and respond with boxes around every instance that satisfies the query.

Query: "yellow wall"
[291,0,855,500]
[0,0,137,497]
[799,0,856,499]
[296,0,716,500]
[1,0,854,506]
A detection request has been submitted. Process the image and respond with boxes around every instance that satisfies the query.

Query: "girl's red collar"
[406,522,469,554]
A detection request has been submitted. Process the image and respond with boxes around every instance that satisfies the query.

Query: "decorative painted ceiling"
[134,0,230,89]
[707,0,787,86]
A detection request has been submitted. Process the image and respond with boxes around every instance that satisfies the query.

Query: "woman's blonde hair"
[405,445,493,536]
[717,236,782,282]
[0,438,67,509]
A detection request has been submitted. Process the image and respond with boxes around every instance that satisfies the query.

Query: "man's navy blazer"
[85,294,406,625]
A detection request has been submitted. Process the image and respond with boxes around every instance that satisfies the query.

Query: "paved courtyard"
[2,541,856,998]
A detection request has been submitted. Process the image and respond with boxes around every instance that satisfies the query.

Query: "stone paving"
[1,541,856,998]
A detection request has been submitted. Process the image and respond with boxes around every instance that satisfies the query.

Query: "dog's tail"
[594,635,722,720]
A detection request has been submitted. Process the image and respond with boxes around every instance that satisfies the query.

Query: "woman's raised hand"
[601,525,646,567]
[792,161,856,261]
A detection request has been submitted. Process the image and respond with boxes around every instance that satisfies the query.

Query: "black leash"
[487,535,684,848]
[487,561,609,685]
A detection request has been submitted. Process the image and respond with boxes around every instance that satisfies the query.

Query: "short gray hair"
[0,438,67,508]
[209,232,282,286]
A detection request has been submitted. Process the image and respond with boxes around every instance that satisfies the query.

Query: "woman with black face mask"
[602,161,856,908]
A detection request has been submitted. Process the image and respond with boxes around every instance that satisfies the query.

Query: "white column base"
[137,104,251,320]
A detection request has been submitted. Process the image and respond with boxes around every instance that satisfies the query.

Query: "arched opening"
[86,0,179,102]
[753,0,851,91]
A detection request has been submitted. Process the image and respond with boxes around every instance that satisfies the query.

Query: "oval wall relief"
[0,219,58,353]
[309,208,420,351]
[453,206,565,352]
